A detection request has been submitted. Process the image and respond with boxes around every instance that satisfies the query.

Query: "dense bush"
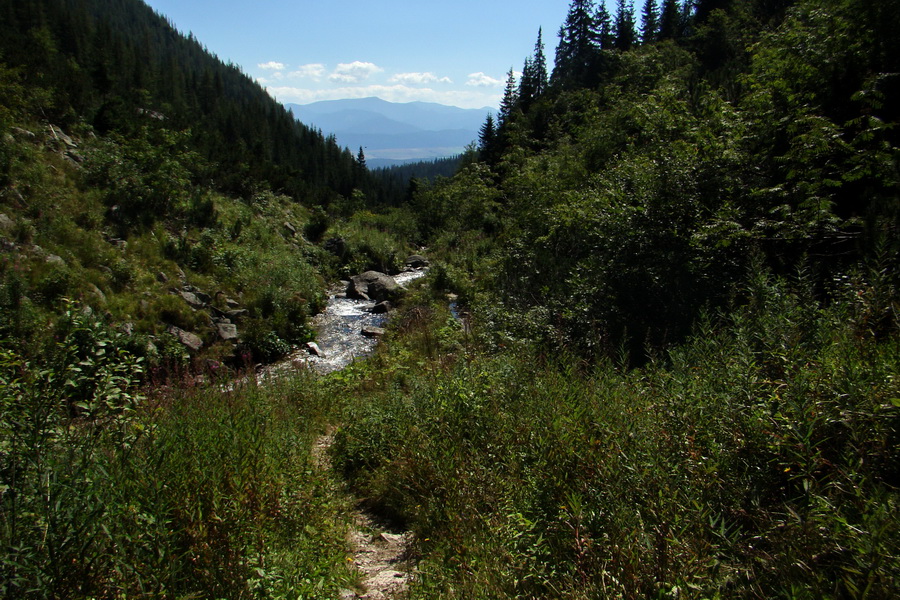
[332,267,899,599]
[0,308,352,598]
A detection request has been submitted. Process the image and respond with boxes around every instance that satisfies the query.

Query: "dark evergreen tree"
[658,0,681,39]
[680,0,696,36]
[613,0,638,51]
[519,57,537,108]
[640,0,659,42]
[694,0,729,23]
[552,0,601,88]
[594,2,614,49]
[532,27,548,97]
[518,29,549,112]
[498,68,518,126]
[478,112,496,162]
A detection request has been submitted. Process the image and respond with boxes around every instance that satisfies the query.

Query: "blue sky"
[141,0,610,109]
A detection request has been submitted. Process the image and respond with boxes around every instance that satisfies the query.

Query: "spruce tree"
[552,0,599,87]
[694,0,728,23]
[478,112,496,159]
[658,0,681,40]
[518,28,549,111]
[519,57,535,105]
[532,28,548,97]
[594,2,614,50]
[498,68,518,125]
[613,0,637,51]
[640,0,659,43]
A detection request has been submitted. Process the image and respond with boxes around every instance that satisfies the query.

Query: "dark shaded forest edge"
[1,0,898,598]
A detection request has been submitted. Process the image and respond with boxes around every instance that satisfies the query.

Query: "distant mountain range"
[286,98,492,167]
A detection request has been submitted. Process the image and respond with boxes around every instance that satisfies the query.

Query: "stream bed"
[264,268,427,378]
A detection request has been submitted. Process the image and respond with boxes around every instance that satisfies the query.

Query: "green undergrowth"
[1,306,353,599]
[0,115,411,370]
[331,266,899,599]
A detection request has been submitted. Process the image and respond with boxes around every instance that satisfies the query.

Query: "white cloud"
[328,61,384,83]
[258,61,286,71]
[466,72,502,87]
[389,72,452,85]
[265,84,499,110]
[288,63,326,81]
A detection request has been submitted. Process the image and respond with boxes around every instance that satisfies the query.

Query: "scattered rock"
[64,150,84,165]
[157,271,169,283]
[371,301,392,314]
[10,127,36,140]
[225,297,240,308]
[167,325,204,352]
[306,341,325,357]
[226,309,249,321]
[195,290,212,304]
[283,221,297,236]
[87,284,106,304]
[136,107,165,121]
[0,214,13,232]
[47,125,77,149]
[216,322,239,341]
[45,254,65,266]
[179,290,205,308]
[405,254,429,268]
[347,271,401,302]
[361,326,385,338]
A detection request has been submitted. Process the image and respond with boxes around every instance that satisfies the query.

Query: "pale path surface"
[303,271,424,597]
[313,432,414,600]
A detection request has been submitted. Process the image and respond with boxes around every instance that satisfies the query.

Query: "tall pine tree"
[658,0,681,40]
[498,68,519,125]
[640,0,659,43]
[517,28,549,111]
[594,2,614,50]
[552,0,600,88]
[478,112,496,162]
[613,0,637,50]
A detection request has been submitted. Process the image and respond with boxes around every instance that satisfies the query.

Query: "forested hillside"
[427,0,900,360]
[1,0,898,598]
[0,0,390,202]
[0,0,417,367]
[334,0,900,597]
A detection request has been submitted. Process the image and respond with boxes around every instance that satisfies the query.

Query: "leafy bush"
[1,309,351,598]
[332,268,900,599]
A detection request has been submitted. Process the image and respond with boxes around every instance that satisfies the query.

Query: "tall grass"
[331,267,899,599]
[1,308,351,599]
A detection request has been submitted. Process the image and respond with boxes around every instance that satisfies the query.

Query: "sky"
[140,0,600,110]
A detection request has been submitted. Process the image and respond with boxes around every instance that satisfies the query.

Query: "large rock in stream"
[346,271,402,302]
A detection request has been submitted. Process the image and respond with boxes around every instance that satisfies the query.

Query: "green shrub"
[332,268,900,599]
[1,313,351,599]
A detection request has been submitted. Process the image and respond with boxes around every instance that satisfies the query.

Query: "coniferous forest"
[1,0,898,598]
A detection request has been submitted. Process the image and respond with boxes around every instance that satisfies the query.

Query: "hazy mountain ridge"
[286,97,492,162]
